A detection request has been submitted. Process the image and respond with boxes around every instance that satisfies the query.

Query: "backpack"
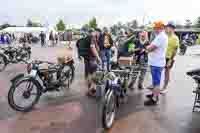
[78,36,91,58]
[104,34,111,48]
[128,42,135,52]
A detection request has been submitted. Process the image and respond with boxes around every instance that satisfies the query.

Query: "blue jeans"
[150,66,163,86]
[100,49,111,71]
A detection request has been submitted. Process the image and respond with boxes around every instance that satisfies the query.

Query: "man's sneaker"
[160,89,168,94]
[146,94,154,99]
[138,84,144,90]
[144,98,158,106]
[146,85,154,90]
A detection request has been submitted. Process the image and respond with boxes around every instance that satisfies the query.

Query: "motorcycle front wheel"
[8,78,41,112]
[102,89,116,129]
[0,54,7,72]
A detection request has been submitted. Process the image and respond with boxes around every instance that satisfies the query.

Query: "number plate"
[29,70,37,77]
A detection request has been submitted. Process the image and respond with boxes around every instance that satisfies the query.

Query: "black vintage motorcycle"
[8,59,75,112]
[0,46,31,71]
[187,68,200,112]
[96,68,130,129]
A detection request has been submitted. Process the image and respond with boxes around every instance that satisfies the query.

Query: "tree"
[26,19,41,27]
[131,19,139,28]
[195,17,200,28]
[88,17,97,29]
[0,23,16,30]
[56,19,66,31]
[26,19,32,27]
[0,23,10,30]
[185,19,192,28]
[81,23,89,31]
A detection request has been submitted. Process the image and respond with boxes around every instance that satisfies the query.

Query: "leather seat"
[193,75,200,83]
[187,68,200,76]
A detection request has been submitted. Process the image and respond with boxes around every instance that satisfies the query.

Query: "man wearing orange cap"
[144,21,168,106]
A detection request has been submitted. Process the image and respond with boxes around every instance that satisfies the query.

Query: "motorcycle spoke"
[26,82,33,91]
[12,80,38,109]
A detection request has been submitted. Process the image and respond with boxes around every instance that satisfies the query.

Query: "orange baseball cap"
[153,21,165,29]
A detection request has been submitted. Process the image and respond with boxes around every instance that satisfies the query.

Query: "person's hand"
[140,49,145,54]
[78,56,84,62]
[144,48,149,53]
[78,56,82,60]
[166,59,172,68]
[97,57,101,64]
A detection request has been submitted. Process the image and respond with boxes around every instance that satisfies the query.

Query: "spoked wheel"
[0,54,7,72]
[68,65,75,83]
[8,79,41,112]
[102,90,116,129]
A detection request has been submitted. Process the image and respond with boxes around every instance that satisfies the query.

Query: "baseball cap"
[153,21,165,29]
[166,21,176,29]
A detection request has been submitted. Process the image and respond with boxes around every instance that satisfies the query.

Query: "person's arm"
[132,42,141,52]
[109,35,114,46]
[91,45,101,63]
[170,38,179,60]
[146,44,157,53]
[91,37,101,63]
[145,37,161,53]
[171,47,178,60]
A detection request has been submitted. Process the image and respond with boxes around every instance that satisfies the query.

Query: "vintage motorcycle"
[92,66,131,129]
[8,59,75,112]
[93,61,147,129]
[187,68,200,112]
[0,46,31,71]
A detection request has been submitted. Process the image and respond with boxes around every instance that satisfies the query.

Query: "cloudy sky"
[0,0,199,27]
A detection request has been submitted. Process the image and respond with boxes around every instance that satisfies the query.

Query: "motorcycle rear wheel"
[0,54,7,72]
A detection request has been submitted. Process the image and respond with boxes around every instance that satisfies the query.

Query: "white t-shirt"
[148,31,168,67]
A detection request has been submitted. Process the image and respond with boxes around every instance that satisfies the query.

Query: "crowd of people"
[39,30,72,47]
[0,33,15,44]
[76,20,179,106]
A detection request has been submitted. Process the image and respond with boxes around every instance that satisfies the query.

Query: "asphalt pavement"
[0,43,200,133]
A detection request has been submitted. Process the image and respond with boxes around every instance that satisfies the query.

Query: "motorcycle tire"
[0,54,7,72]
[8,78,41,112]
[102,89,116,129]
[69,64,75,83]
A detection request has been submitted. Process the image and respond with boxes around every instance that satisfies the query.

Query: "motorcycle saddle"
[187,68,200,76]
[192,75,200,83]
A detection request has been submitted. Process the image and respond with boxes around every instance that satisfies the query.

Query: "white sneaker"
[160,89,168,94]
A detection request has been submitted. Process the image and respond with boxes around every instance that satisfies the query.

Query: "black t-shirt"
[134,39,150,63]
[134,39,149,55]
[40,33,45,40]
[77,35,96,60]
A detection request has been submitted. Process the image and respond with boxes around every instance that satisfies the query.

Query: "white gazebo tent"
[1,27,48,42]
[1,27,47,33]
